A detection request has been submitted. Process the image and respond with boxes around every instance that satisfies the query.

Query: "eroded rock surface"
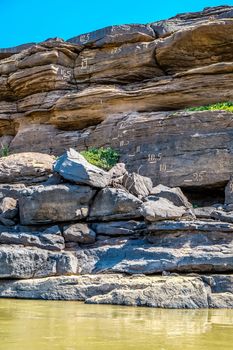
[0,6,233,308]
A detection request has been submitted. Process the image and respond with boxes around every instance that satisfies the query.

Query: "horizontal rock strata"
[0,274,232,309]
[0,6,233,309]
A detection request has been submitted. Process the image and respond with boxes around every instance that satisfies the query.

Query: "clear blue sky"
[1,0,232,47]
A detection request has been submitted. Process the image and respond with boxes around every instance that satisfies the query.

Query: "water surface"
[0,299,232,350]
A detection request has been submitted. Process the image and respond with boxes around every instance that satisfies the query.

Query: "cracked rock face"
[0,6,232,192]
[0,6,233,308]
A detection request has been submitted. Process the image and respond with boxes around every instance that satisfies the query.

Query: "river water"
[0,299,232,350]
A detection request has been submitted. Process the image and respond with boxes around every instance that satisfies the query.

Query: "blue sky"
[1,0,233,47]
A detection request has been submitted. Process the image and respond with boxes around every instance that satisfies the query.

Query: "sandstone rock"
[0,245,77,278]
[147,219,233,233]
[150,184,192,208]
[108,163,128,185]
[225,177,233,205]
[76,233,233,275]
[74,41,163,84]
[0,42,35,59]
[141,197,187,222]
[0,225,65,251]
[211,210,233,223]
[89,187,143,221]
[0,152,55,184]
[0,197,18,226]
[193,206,216,219]
[63,223,96,244]
[86,276,208,308]
[156,20,233,74]
[92,221,146,236]
[122,172,153,198]
[54,148,110,188]
[67,24,155,47]
[0,184,27,200]
[62,110,233,189]
[0,273,232,308]
[19,184,95,225]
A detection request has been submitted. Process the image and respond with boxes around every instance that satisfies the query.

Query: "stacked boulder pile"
[0,149,232,308]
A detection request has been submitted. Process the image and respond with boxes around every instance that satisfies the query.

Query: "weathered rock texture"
[0,6,233,308]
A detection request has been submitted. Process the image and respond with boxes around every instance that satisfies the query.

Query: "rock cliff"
[0,5,233,308]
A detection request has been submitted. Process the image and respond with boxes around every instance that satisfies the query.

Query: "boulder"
[193,206,216,219]
[19,184,95,225]
[63,223,96,244]
[92,221,146,236]
[122,172,153,198]
[108,163,128,185]
[89,187,143,221]
[0,152,55,184]
[0,225,65,251]
[149,184,192,208]
[141,197,187,222]
[54,148,110,188]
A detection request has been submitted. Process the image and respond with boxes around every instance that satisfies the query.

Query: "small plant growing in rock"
[0,144,9,158]
[187,102,233,113]
[81,147,120,170]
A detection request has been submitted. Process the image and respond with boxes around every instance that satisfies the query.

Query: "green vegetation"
[81,147,120,170]
[187,102,233,113]
[0,144,9,158]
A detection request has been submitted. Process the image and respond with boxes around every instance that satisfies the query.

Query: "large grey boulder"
[63,223,96,244]
[0,225,65,251]
[122,172,153,198]
[53,148,110,188]
[92,221,146,236]
[19,184,95,225]
[141,197,187,222]
[89,187,143,221]
[149,184,192,208]
[0,246,77,278]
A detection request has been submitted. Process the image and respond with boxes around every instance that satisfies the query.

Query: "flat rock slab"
[0,245,77,279]
[75,235,233,274]
[0,274,232,308]
[148,220,233,233]
[0,225,64,251]
[0,152,55,184]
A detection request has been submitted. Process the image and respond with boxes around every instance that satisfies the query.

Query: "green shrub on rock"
[80,147,120,171]
[187,102,233,113]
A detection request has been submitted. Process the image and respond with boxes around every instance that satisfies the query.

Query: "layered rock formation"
[0,149,232,308]
[0,5,233,308]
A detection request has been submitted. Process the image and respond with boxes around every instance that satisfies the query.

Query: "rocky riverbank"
[0,149,232,308]
[0,5,233,308]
